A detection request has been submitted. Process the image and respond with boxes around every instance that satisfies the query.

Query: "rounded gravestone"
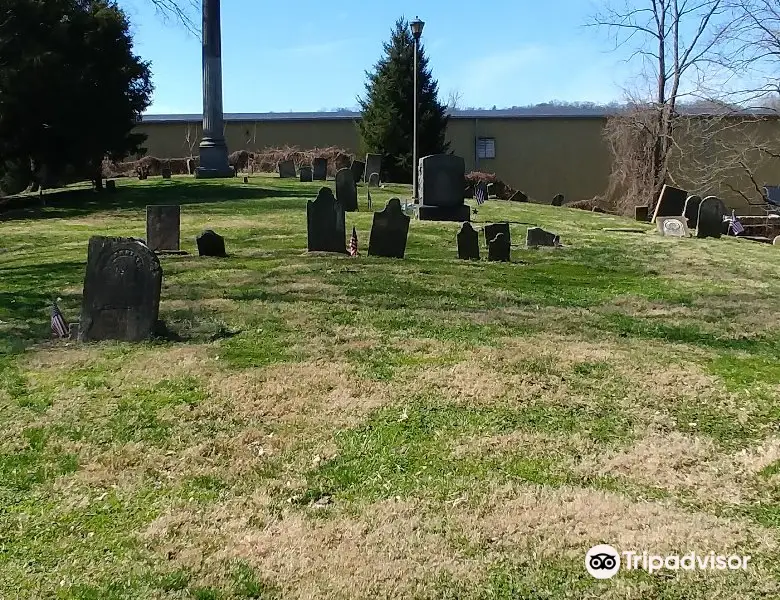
[196,229,227,257]
[774,235,780,246]
[684,195,702,229]
[697,196,727,239]
[335,168,358,212]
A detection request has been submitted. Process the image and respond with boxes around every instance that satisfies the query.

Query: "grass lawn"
[2,174,780,599]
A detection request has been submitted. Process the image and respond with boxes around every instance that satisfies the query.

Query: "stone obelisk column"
[196,0,232,178]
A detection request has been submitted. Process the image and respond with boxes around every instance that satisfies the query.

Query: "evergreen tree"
[358,18,449,183]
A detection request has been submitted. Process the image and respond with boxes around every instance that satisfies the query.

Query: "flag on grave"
[51,300,68,338]
[348,226,359,257]
[729,210,745,235]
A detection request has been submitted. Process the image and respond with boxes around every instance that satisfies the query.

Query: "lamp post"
[410,17,424,203]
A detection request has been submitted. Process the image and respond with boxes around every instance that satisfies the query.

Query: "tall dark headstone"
[651,184,688,223]
[196,0,232,178]
[196,229,227,257]
[484,223,510,248]
[299,166,313,182]
[335,168,358,212]
[146,205,181,252]
[312,158,328,181]
[487,232,510,262]
[684,195,702,229]
[418,154,470,221]
[365,154,382,185]
[307,187,346,253]
[697,196,727,239]
[457,222,480,260]
[78,237,162,342]
[351,160,366,183]
[635,205,649,222]
[368,199,410,259]
[278,160,296,179]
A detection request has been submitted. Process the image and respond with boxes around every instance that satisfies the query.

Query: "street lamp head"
[410,17,425,40]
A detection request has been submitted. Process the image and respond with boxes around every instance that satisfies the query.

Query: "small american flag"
[730,210,745,235]
[51,300,68,338]
[348,226,359,256]
[475,183,487,205]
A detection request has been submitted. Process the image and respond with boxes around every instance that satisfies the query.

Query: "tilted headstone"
[278,160,296,179]
[196,229,227,257]
[161,168,172,180]
[368,198,410,259]
[146,205,180,252]
[697,196,727,239]
[312,158,328,181]
[365,154,382,185]
[484,222,510,248]
[300,166,313,182]
[684,195,702,229]
[651,184,688,222]
[350,160,366,183]
[487,232,510,262]
[635,205,649,222]
[367,172,380,188]
[552,194,565,207]
[78,237,162,342]
[335,168,358,212]
[656,216,690,237]
[510,190,529,203]
[526,227,560,248]
[418,154,465,207]
[307,187,346,253]
[457,222,480,260]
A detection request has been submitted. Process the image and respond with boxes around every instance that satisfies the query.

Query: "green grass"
[2,174,780,598]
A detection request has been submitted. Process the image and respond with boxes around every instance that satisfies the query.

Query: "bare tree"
[136,0,199,34]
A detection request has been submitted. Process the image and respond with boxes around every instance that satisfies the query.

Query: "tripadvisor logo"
[585,545,751,579]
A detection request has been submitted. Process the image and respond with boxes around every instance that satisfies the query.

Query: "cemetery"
[3,1,780,598]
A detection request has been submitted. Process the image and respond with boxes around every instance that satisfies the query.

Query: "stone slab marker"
[365,154,382,185]
[78,237,162,342]
[487,232,510,262]
[697,196,727,239]
[651,184,688,223]
[335,168,358,212]
[484,223,510,248]
[196,229,227,257]
[526,227,560,247]
[307,187,346,253]
[313,158,328,181]
[635,205,649,222]
[278,160,296,179]
[656,217,690,237]
[146,205,181,252]
[351,160,366,183]
[684,195,702,229]
[457,222,480,260]
[300,166,313,182]
[368,199,410,259]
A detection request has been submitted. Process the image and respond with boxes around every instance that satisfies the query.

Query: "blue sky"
[123,0,639,114]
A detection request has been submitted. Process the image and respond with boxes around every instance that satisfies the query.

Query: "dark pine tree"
[358,18,449,183]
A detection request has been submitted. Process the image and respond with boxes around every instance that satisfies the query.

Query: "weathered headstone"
[457,222,480,260]
[697,196,727,239]
[487,232,510,262]
[351,160,366,183]
[551,194,565,207]
[656,216,690,237]
[774,235,780,246]
[300,166,313,182]
[509,190,529,203]
[368,198,410,259]
[335,168,358,212]
[365,154,382,185]
[307,187,346,253]
[651,184,688,222]
[105,180,117,193]
[278,160,296,179]
[526,227,560,247]
[684,195,702,229]
[418,154,465,207]
[484,223,510,248]
[78,237,162,342]
[312,158,328,181]
[146,205,181,252]
[161,167,172,180]
[196,229,227,257]
[367,172,380,188]
[635,205,649,222]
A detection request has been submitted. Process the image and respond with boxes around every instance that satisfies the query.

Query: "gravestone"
[487,232,510,262]
[457,222,480,260]
[307,187,346,253]
[335,168,358,212]
[365,154,382,185]
[774,235,780,246]
[552,194,565,207]
[656,216,690,237]
[243,176,249,183]
[510,190,528,203]
[278,160,296,179]
[196,229,227,257]
[146,205,181,252]
[418,154,470,221]
[105,180,117,193]
[312,158,328,181]
[367,172,380,188]
[368,198,410,259]
[684,195,702,229]
[635,205,649,221]
[697,196,727,239]
[526,227,560,247]
[484,223,510,248]
[651,184,688,222]
[78,237,162,342]
[351,160,366,183]
[161,168,172,180]
[300,166,313,182]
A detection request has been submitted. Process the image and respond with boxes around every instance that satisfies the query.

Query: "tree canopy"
[0,0,153,194]
[358,18,449,183]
